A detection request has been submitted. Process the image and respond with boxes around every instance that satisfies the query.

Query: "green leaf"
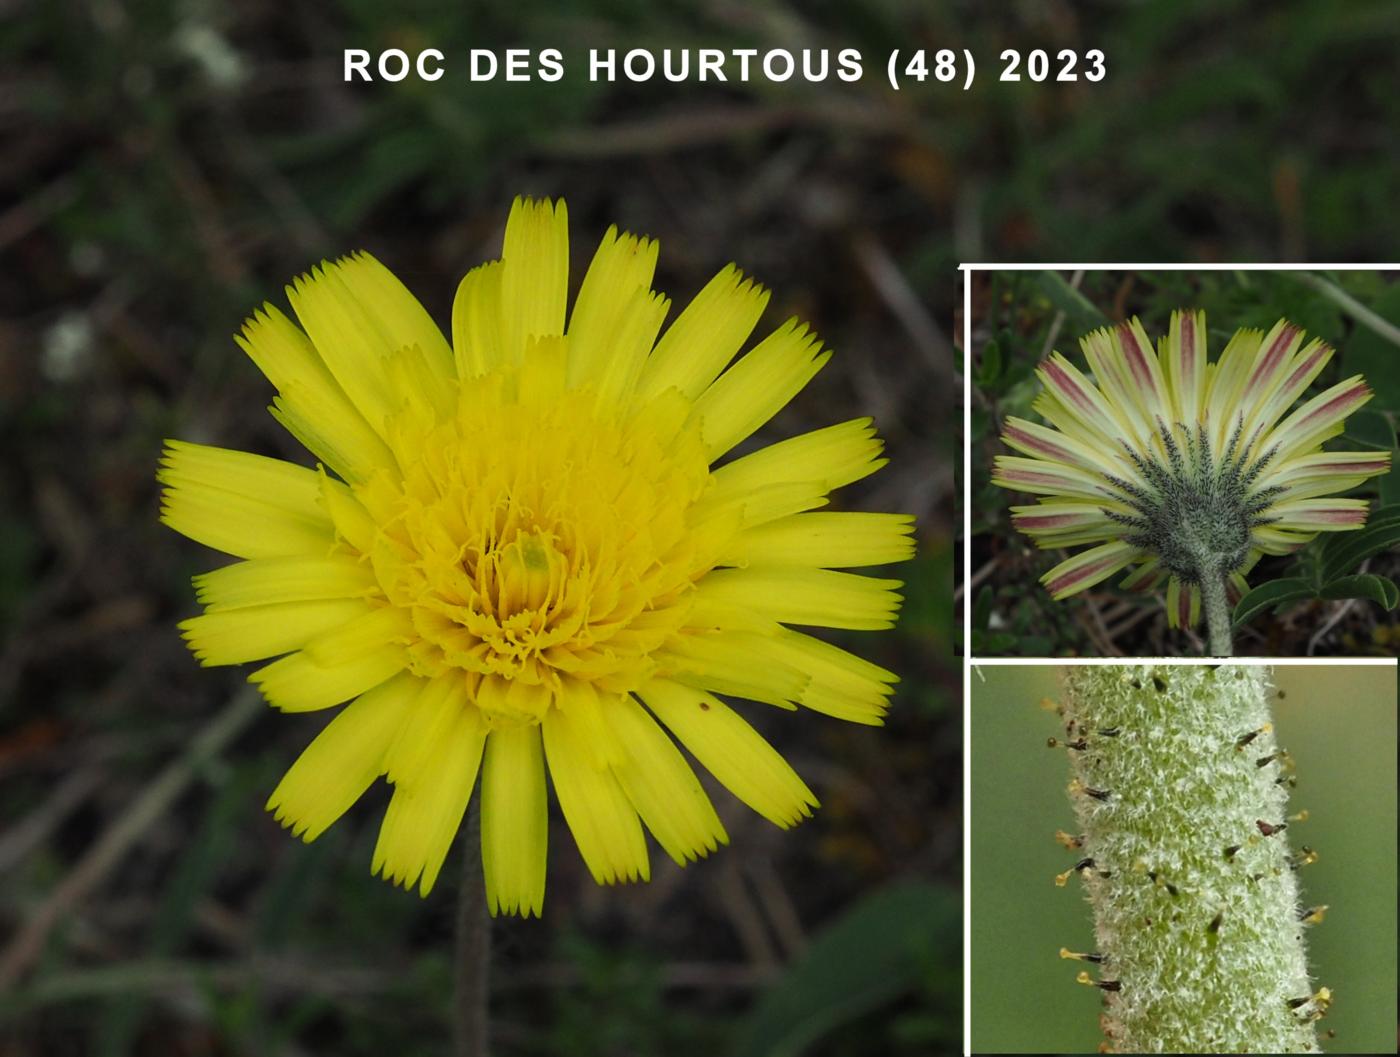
[1319,574,1399,610]
[1232,578,1315,628]
[1341,409,1396,451]
[729,881,959,1057]
[1319,504,1400,583]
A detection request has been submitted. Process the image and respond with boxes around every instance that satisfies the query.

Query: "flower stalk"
[1199,574,1234,657]
[1053,664,1323,1053]
[454,799,490,1057]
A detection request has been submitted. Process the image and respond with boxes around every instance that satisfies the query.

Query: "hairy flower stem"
[1057,665,1320,1054]
[1200,573,1234,657]
[454,799,490,1057]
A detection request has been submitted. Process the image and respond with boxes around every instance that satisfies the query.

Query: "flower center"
[356,357,724,727]
[1106,420,1281,583]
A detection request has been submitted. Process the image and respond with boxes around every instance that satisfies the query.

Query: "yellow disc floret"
[361,361,723,720]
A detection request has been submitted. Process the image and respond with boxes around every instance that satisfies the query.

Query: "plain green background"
[970,664,1397,1054]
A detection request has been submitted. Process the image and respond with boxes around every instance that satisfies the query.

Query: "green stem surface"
[1200,573,1234,657]
[1058,665,1320,1053]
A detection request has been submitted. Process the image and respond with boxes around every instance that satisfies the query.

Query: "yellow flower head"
[159,198,912,915]
[993,311,1389,628]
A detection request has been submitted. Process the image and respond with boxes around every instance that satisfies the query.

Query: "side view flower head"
[158,198,913,916]
[992,311,1390,649]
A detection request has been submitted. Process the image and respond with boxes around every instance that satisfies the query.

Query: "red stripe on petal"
[1179,313,1197,376]
[1177,586,1191,627]
[1046,554,1121,595]
[1301,382,1369,427]
[1246,324,1298,390]
[1000,468,1073,488]
[1118,324,1157,393]
[1316,459,1389,474]
[1014,512,1090,530]
[1042,360,1095,413]
[1282,346,1327,390]
[1003,424,1075,462]
[1307,508,1367,526]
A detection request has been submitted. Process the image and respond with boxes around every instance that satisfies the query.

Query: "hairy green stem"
[1201,574,1234,657]
[1056,665,1321,1054]
[454,799,490,1057]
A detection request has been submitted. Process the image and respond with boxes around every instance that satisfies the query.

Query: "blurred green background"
[3,0,1400,1053]
[971,663,1397,1054]
[968,269,1400,657]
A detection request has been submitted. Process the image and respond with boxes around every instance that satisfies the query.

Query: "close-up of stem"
[1054,665,1324,1053]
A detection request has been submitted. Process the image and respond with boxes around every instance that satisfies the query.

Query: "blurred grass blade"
[97,767,256,1057]
[0,688,264,990]
[729,881,958,1057]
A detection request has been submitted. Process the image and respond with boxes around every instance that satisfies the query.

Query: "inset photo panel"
[965,269,1400,658]
[969,660,1398,1055]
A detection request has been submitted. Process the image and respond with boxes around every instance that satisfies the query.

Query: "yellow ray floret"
[158,441,333,559]
[693,568,904,631]
[193,555,378,610]
[499,197,569,368]
[658,629,810,710]
[541,699,650,886]
[236,305,396,482]
[481,724,548,916]
[268,672,420,843]
[640,680,818,828]
[375,692,488,896]
[719,512,917,568]
[179,599,371,666]
[636,264,770,401]
[694,320,832,458]
[158,196,912,913]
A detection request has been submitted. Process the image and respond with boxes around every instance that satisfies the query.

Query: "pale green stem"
[1056,665,1322,1054]
[1293,271,1400,350]
[1200,573,1234,657]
